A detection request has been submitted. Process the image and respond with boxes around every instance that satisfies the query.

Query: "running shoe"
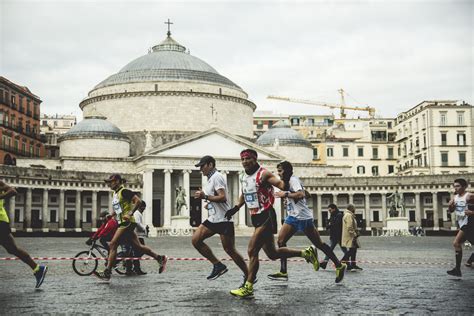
[352,265,363,271]
[34,265,48,289]
[93,269,111,281]
[239,276,258,288]
[302,246,320,271]
[156,255,168,274]
[319,261,328,270]
[446,268,462,277]
[267,271,288,281]
[230,282,254,299]
[207,263,228,280]
[134,269,147,275]
[335,263,346,283]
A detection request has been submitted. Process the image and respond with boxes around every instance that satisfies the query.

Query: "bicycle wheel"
[114,251,129,275]
[72,250,98,276]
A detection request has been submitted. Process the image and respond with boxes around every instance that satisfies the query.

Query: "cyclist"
[86,211,118,251]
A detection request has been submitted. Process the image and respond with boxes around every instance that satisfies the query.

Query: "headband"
[240,151,257,159]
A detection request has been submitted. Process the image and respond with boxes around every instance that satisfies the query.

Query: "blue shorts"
[284,216,314,232]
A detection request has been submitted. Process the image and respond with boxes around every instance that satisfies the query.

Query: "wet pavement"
[1,236,473,315]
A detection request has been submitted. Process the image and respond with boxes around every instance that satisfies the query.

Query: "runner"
[0,180,47,289]
[191,155,249,281]
[225,149,320,299]
[447,178,473,277]
[267,161,346,282]
[94,174,167,281]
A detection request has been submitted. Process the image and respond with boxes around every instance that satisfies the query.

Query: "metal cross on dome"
[165,19,173,37]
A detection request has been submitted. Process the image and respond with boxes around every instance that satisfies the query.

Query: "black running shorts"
[251,208,277,234]
[202,220,235,236]
[0,221,12,242]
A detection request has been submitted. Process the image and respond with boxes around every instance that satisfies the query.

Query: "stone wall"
[60,138,130,158]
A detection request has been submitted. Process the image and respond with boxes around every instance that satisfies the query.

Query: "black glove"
[85,238,93,246]
[225,206,240,220]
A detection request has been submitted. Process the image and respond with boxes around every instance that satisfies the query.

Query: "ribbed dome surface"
[256,120,312,147]
[94,36,241,90]
[61,118,127,139]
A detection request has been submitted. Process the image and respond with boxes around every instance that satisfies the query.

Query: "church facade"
[7,32,472,235]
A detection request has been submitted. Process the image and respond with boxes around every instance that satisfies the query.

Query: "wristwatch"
[204,194,209,201]
[285,191,289,198]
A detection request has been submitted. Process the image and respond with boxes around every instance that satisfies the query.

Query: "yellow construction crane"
[267,89,376,119]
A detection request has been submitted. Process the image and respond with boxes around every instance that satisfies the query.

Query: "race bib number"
[207,203,216,216]
[244,192,259,209]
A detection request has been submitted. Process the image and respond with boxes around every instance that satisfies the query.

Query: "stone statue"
[145,130,153,152]
[387,190,405,217]
[175,186,188,216]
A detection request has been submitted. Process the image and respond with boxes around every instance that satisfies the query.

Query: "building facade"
[40,113,77,158]
[0,76,45,165]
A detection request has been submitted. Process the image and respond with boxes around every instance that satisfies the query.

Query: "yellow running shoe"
[335,263,347,283]
[230,282,254,299]
[303,246,320,271]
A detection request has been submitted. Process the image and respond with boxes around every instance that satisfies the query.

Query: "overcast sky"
[1,0,472,120]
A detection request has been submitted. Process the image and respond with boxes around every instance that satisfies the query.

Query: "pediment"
[139,128,283,161]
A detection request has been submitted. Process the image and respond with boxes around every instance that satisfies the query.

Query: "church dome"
[256,120,312,147]
[60,112,128,140]
[94,36,241,90]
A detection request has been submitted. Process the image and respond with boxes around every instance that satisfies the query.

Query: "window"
[424,196,432,204]
[441,152,448,167]
[372,147,379,159]
[50,210,57,223]
[457,133,466,146]
[441,132,447,146]
[327,147,333,157]
[307,118,315,126]
[256,120,263,129]
[373,211,380,222]
[457,112,464,125]
[388,165,395,174]
[291,118,300,126]
[313,148,319,160]
[440,112,447,126]
[358,147,364,157]
[21,142,26,154]
[423,134,426,148]
[372,166,379,176]
[343,147,349,157]
[459,152,466,166]
[388,147,394,159]
[66,197,76,204]
[357,166,365,174]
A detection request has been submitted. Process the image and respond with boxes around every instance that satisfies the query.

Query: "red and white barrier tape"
[0,257,452,265]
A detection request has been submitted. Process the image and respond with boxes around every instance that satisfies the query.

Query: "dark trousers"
[341,247,358,267]
[132,237,145,271]
[323,238,348,262]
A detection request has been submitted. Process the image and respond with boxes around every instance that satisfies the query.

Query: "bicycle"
[72,240,132,276]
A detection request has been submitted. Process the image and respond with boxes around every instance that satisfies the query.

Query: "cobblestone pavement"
[0,236,473,315]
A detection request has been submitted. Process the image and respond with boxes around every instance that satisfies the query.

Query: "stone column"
[364,193,370,230]
[75,190,82,231]
[42,189,49,230]
[231,172,240,224]
[415,192,421,226]
[91,191,98,229]
[164,169,173,227]
[182,169,191,218]
[201,174,207,224]
[317,193,323,230]
[381,192,387,226]
[332,193,338,206]
[348,193,354,206]
[432,192,439,230]
[9,196,16,226]
[108,192,113,212]
[59,189,65,230]
[25,188,32,231]
[142,169,154,227]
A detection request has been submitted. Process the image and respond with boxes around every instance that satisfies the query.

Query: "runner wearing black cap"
[192,155,249,281]
[94,174,167,281]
